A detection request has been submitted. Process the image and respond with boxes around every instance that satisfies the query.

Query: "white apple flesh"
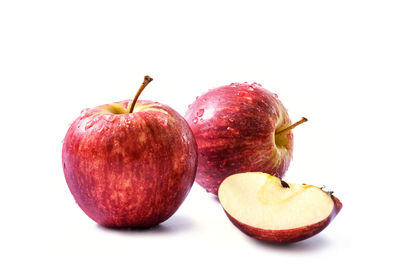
[218,172,342,243]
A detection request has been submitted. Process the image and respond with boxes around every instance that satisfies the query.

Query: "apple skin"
[185,83,293,195]
[62,100,198,228]
[224,196,342,243]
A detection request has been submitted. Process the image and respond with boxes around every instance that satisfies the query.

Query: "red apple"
[218,172,342,243]
[62,76,198,228]
[185,82,306,195]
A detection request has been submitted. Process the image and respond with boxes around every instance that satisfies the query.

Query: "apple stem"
[275,117,308,136]
[128,75,153,113]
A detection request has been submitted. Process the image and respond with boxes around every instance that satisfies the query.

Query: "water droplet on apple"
[226,126,239,134]
[235,91,244,97]
[249,82,260,91]
[102,114,113,122]
[230,83,238,88]
[124,117,131,124]
[228,118,234,122]
[97,124,105,133]
[162,118,168,127]
[273,93,278,98]
[85,120,95,130]
[196,109,204,117]
[196,96,199,100]
[192,117,198,124]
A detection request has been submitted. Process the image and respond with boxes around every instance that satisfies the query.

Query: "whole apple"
[185,82,306,195]
[62,76,198,228]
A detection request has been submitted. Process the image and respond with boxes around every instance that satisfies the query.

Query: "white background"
[1,0,399,266]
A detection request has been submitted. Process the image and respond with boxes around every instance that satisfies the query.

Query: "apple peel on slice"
[218,172,342,243]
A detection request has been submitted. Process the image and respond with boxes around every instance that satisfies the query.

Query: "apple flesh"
[185,82,303,195]
[62,99,198,228]
[218,172,342,243]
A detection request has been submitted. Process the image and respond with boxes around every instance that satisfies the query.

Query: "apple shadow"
[96,215,195,235]
[210,194,220,204]
[249,234,330,253]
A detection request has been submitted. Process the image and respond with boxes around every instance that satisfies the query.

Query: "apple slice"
[218,172,342,243]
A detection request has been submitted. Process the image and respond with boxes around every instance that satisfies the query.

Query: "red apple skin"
[223,196,343,243]
[185,83,293,195]
[62,100,198,228]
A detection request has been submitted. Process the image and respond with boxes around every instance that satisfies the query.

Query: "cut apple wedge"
[218,172,342,243]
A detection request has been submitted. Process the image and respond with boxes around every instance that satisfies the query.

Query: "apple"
[185,82,307,195]
[62,76,198,228]
[218,172,342,243]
